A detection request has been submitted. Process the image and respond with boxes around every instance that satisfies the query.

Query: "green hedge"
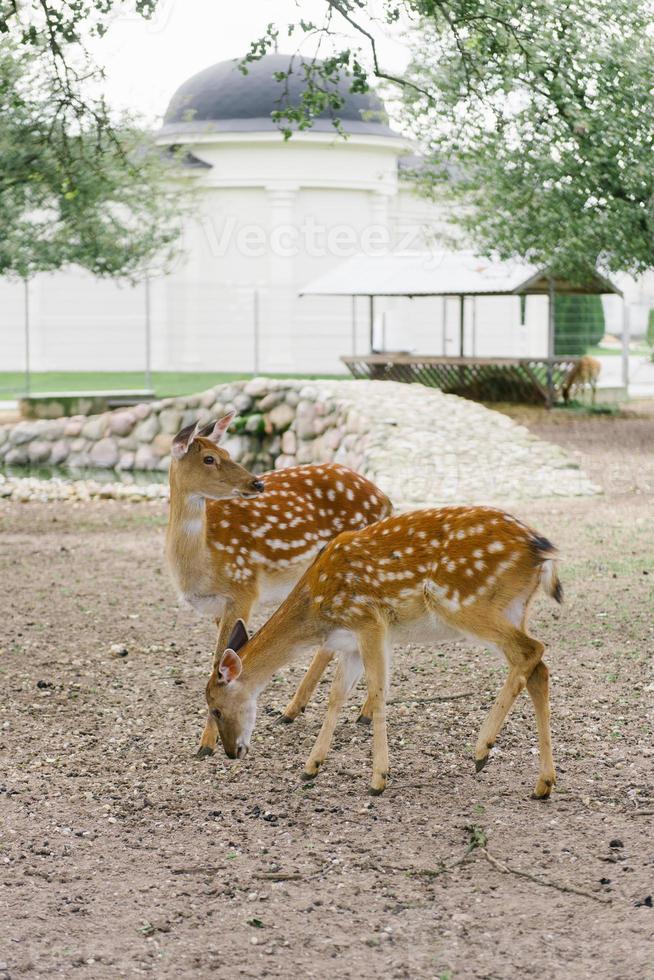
[554,295,605,356]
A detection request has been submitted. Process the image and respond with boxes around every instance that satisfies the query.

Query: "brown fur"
[562,356,601,404]
[165,415,392,757]
[206,506,561,798]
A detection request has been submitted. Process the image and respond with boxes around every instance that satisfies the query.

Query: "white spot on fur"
[487,541,505,554]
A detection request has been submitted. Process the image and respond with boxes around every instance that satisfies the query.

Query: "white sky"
[88,0,411,124]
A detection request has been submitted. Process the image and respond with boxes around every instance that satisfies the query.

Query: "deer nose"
[251,479,264,493]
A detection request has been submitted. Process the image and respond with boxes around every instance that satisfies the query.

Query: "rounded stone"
[5,447,28,466]
[153,432,173,456]
[132,403,152,420]
[281,429,297,455]
[134,416,160,443]
[244,377,270,398]
[245,414,264,434]
[90,438,119,469]
[234,393,253,413]
[117,452,135,471]
[63,418,83,437]
[159,409,182,435]
[50,440,70,465]
[134,445,159,470]
[268,403,295,432]
[27,440,53,464]
[81,417,107,441]
[109,411,136,437]
[9,423,35,446]
[256,392,284,412]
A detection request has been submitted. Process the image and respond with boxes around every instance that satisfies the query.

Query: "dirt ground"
[1,404,653,979]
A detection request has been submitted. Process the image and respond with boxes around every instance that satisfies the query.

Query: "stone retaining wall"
[0,378,599,505]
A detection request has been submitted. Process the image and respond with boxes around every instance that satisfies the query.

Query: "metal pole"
[547,278,555,407]
[442,296,447,354]
[369,295,374,352]
[144,276,152,391]
[351,295,356,355]
[459,294,465,357]
[472,296,477,356]
[253,289,260,375]
[621,299,630,391]
[24,278,30,396]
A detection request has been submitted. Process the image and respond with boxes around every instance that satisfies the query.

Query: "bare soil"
[1,407,653,979]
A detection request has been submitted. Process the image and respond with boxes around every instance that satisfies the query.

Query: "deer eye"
[203,455,215,465]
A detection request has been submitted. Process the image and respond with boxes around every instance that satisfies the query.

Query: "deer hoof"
[475,756,489,773]
[356,713,372,727]
[195,746,214,760]
[532,777,554,800]
[277,713,295,725]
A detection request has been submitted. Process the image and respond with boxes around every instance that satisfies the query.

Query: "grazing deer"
[166,413,392,756]
[562,355,601,404]
[205,506,562,798]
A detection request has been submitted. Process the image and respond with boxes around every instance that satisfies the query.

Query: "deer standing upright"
[166,413,392,756]
[205,505,562,798]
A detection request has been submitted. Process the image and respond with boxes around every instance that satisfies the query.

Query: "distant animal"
[562,356,601,404]
[205,505,562,799]
[165,413,392,757]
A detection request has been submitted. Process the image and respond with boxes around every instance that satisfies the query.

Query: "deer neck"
[166,468,215,589]
[241,589,323,695]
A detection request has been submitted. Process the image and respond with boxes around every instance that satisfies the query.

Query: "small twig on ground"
[170,866,225,875]
[629,808,654,817]
[479,849,611,904]
[407,853,472,879]
[388,691,473,705]
[253,872,305,882]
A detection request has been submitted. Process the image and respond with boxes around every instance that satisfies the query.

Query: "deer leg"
[280,646,334,722]
[196,597,255,759]
[526,660,556,799]
[474,630,544,776]
[303,652,363,779]
[358,627,391,795]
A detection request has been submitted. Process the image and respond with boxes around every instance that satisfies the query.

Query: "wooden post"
[547,278,555,407]
[472,296,477,356]
[621,299,630,391]
[459,294,465,357]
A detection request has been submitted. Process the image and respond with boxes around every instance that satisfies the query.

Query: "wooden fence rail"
[342,354,580,405]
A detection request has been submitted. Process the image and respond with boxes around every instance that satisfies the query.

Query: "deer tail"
[530,535,563,605]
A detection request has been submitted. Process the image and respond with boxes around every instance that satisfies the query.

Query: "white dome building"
[152,54,436,374]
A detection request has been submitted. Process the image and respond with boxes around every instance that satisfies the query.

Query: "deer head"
[170,413,264,501]
[205,620,257,759]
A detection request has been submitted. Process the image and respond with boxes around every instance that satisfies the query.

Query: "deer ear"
[204,411,236,446]
[216,648,243,685]
[171,420,201,460]
[226,618,248,653]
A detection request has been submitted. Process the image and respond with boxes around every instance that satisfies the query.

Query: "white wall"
[0,127,637,378]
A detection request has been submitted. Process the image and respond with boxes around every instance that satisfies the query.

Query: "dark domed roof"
[161,54,397,138]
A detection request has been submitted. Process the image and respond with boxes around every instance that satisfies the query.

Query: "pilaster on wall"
[370,191,390,230]
[264,185,298,372]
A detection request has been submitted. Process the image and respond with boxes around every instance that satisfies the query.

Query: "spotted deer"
[205,506,562,798]
[562,355,601,404]
[166,413,392,756]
